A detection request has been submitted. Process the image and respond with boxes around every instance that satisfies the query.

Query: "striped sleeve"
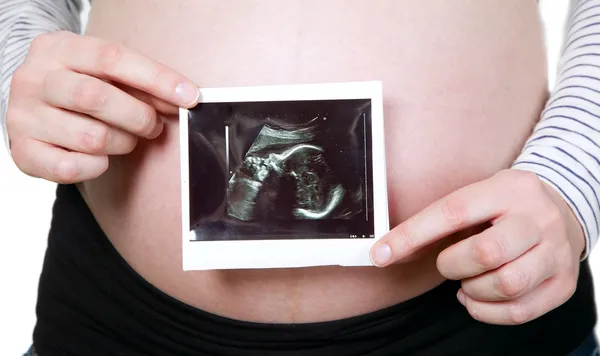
[0,0,86,151]
[512,0,600,259]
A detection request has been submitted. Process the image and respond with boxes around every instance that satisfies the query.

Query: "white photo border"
[180,81,389,270]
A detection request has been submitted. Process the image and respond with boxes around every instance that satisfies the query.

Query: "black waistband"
[32,184,597,356]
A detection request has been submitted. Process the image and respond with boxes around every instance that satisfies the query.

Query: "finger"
[11,139,109,183]
[456,274,575,325]
[370,179,508,266]
[42,69,164,139]
[118,84,179,115]
[57,35,199,107]
[437,215,541,280]
[25,106,139,155]
[460,243,556,301]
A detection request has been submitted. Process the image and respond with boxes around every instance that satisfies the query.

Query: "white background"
[0,1,594,354]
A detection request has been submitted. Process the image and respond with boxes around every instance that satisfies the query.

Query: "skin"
[5,0,586,326]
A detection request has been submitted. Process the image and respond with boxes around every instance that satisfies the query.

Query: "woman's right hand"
[5,31,200,183]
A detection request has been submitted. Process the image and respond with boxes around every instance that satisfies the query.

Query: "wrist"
[541,180,587,259]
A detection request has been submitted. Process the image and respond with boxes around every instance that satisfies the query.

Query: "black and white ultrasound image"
[187,99,375,241]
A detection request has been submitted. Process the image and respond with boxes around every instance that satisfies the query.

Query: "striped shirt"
[1,1,600,259]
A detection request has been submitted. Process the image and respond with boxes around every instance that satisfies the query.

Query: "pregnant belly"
[78,0,548,322]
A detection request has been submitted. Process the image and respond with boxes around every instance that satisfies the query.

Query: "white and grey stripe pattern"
[513,0,600,258]
[1,1,600,256]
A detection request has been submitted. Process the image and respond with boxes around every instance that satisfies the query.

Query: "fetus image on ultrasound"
[226,119,362,222]
[187,99,375,241]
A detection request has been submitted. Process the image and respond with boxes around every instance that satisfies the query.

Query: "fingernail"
[148,119,164,139]
[175,82,200,106]
[371,243,392,266]
[457,290,466,305]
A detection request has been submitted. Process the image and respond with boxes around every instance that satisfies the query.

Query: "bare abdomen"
[79,0,548,323]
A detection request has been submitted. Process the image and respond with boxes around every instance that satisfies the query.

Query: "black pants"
[31,184,597,356]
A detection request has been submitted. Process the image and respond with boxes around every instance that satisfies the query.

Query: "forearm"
[512,0,600,259]
[0,0,86,150]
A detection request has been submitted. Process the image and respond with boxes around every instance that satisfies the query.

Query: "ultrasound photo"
[186,99,375,241]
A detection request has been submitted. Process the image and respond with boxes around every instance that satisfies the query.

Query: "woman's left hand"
[370,169,586,325]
